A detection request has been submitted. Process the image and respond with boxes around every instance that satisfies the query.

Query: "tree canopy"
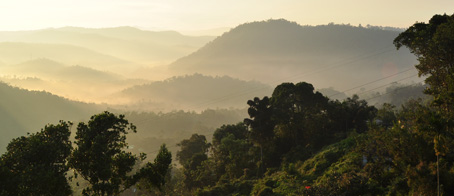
[394,13,454,111]
[0,121,73,196]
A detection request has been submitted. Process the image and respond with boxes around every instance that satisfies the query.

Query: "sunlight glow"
[0,0,452,31]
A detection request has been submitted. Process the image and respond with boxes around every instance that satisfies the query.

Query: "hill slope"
[0,82,103,152]
[170,19,418,91]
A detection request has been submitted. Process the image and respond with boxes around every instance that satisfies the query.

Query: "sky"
[0,0,453,34]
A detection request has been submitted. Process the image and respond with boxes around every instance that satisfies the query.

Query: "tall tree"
[244,96,275,171]
[69,111,170,196]
[394,14,454,195]
[394,14,454,112]
[270,82,329,147]
[133,144,172,194]
[0,121,73,196]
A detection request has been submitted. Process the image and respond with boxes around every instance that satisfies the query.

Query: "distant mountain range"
[169,19,418,91]
[0,27,214,67]
[0,20,423,111]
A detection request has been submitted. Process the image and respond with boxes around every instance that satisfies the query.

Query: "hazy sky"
[0,0,452,33]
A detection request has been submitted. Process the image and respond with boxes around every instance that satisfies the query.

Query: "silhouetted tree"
[69,111,171,196]
[0,121,73,196]
[394,13,454,112]
[132,144,172,193]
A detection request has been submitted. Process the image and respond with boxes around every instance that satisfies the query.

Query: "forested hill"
[0,82,102,152]
[116,73,272,111]
[170,19,418,90]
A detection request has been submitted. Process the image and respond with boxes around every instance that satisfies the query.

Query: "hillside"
[0,82,104,152]
[0,58,149,103]
[116,73,273,111]
[170,19,418,91]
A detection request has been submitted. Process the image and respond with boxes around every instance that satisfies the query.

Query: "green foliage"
[333,95,377,133]
[176,134,214,190]
[69,111,139,196]
[212,123,258,181]
[251,171,306,196]
[375,103,397,128]
[177,134,210,167]
[0,121,73,196]
[297,136,357,181]
[394,13,454,111]
[197,178,255,196]
[133,144,173,193]
[244,82,377,173]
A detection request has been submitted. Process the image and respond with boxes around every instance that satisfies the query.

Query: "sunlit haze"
[0,0,452,33]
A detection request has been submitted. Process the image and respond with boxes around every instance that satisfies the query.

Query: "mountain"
[115,73,272,111]
[0,27,214,66]
[0,42,138,74]
[169,19,418,91]
[0,82,104,152]
[0,58,120,81]
[0,58,149,103]
[56,26,213,46]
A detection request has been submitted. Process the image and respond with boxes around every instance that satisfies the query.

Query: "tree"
[394,14,454,112]
[212,123,257,180]
[394,14,454,195]
[176,134,213,190]
[0,121,73,196]
[133,144,172,194]
[375,103,397,128]
[339,95,377,133]
[69,111,160,196]
[244,97,275,147]
[244,96,275,172]
[176,134,210,167]
[270,82,329,148]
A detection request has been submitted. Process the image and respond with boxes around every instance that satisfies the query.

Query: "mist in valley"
[0,15,437,195]
[0,19,428,154]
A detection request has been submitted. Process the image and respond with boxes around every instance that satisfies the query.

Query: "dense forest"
[1,13,454,195]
